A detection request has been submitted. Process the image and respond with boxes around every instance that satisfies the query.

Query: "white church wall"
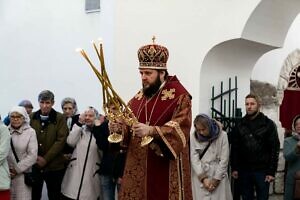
[113,0,261,118]
[113,0,300,119]
[252,14,300,86]
[0,0,115,116]
[251,13,300,146]
[1,0,300,121]
[242,0,300,47]
[201,0,300,118]
[201,39,276,115]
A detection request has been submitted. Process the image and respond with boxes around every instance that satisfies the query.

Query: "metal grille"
[211,76,241,134]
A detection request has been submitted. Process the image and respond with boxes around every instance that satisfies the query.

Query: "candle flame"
[75,48,83,52]
[98,38,103,44]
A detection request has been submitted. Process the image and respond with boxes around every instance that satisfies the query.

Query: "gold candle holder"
[77,39,153,146]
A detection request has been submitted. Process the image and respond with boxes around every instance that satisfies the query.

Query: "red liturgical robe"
[119,76,193,200]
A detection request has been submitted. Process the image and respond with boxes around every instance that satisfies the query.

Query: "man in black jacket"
[231,94,280,200]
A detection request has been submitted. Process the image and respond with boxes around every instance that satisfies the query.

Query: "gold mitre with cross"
[138,36,169,70]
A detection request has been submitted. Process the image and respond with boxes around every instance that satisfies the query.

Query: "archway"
[199,0,300,197]
[199,0,300,115]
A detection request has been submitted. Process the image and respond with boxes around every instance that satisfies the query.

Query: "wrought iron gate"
[211,76,242,134]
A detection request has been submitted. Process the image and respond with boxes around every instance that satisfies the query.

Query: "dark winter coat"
[92,120,126,179]
[231,112,280,176]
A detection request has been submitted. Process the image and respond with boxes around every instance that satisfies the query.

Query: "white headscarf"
[9,106,30,124]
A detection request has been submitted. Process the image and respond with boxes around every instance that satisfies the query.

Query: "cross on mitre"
[152,36,156,44]
[161,88,175,100]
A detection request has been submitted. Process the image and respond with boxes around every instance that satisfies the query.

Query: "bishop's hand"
[132,122,154,138]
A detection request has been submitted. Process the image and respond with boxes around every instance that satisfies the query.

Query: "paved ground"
[269,195,283,200]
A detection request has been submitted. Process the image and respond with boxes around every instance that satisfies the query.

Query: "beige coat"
[190,130,232,200]
[61,124,102,200]
[8,124,38,200]
[0,123,10,191]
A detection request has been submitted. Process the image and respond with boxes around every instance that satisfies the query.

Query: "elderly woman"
[7,106,38,200]
[0,115,11,200]
[3,99,34,126]
[283,115,300,200]
[61,97,80,161]
[61,106,102,200]
[190,114,232,200]
[61,97,80,131]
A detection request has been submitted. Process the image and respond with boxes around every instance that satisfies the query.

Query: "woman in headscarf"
[283,114,300,200]
[190,114,232,200]
[7,106,38,200]
[61,97,80,163]
[61,106,102,200]
[61,97,79,131]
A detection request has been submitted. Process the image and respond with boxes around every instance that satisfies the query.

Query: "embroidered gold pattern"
[161,88,175,101]
[165,121,187,148]
[179,154,185,200]
[177,158,182,200]
[157,127,177,159]
[134,91,143,100]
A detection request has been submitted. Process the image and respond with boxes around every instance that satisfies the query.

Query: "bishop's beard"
[143,76,162,98]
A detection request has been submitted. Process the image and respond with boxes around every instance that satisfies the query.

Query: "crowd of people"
[0,91,126,200]
[0,39,298,200]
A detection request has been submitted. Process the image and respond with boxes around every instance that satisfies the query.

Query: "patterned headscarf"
[194,114,220,142]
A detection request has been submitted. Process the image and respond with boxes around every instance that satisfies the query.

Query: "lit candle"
[75,48,83,53]
[98,38,103,44]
